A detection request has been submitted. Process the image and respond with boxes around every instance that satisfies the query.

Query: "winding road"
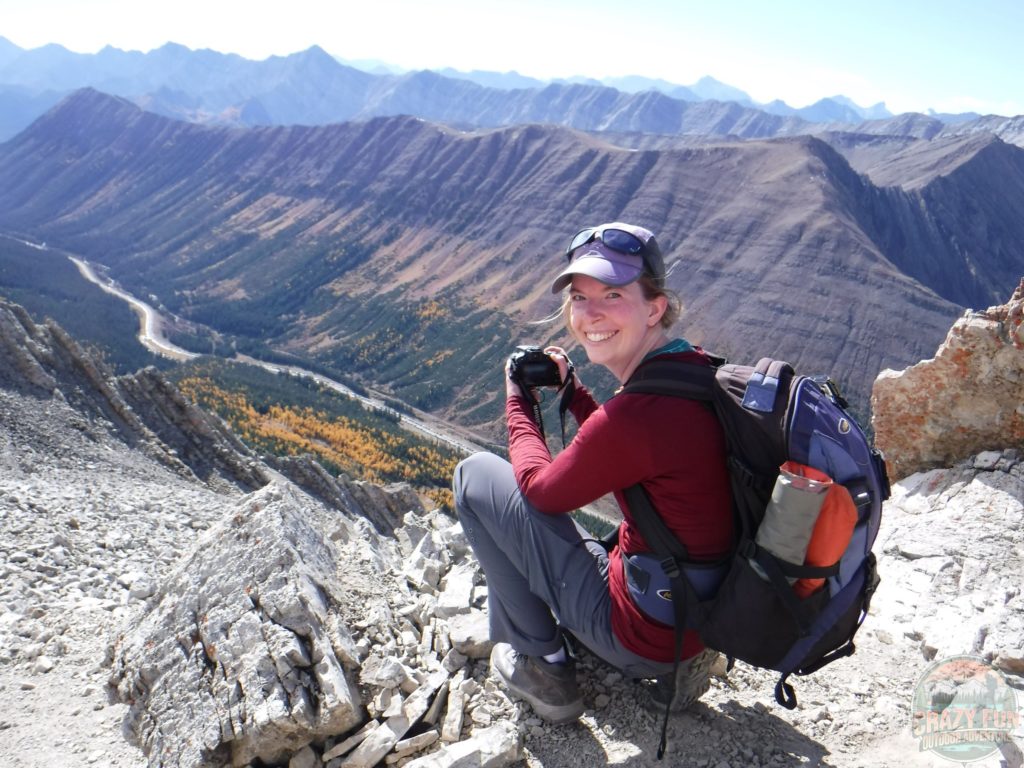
[70,256,200,363]
[5,235,485,455]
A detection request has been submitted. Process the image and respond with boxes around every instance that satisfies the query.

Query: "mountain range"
[2,88,1022,436]
[432,67,894,123]
[0,38,1005,145]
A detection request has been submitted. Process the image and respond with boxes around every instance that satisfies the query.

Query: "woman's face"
[568,274,667,381]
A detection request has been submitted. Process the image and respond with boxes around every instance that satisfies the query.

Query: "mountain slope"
[859,135,1024,307]
[3,90,1019,431]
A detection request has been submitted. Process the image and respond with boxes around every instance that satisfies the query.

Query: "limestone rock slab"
[109,482,375,766]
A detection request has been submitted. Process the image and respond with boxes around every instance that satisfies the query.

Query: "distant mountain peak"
[434,67,545,91]
[34,42,74,54]
[156,41,191,53]
[688,76,752,105]
[827,94,892,120]
[0,35,20,61]
[295,44,331,57]
[67,85,133,103]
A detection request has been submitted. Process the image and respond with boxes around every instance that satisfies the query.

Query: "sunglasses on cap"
[565,227,647,260]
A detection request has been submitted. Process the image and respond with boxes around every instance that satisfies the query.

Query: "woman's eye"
[570,294,585,302]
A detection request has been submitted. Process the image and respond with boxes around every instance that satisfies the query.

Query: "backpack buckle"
[659,557,681,579]
[812,375,849,409]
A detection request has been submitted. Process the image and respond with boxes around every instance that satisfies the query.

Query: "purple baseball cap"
[550,222,665,293]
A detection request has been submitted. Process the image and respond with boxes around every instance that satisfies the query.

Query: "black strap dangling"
[516,379,547,437]
[555,363,576,448]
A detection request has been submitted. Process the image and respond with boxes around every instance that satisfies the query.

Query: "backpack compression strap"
[623,482,708,760]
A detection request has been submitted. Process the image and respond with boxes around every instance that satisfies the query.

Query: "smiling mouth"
[586,331,617,342]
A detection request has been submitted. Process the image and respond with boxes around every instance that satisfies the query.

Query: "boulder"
[871,278,1024,480]
[109,483,375,766]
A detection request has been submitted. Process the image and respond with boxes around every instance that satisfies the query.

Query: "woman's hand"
[505,358,527,400]
[544,346,578,390]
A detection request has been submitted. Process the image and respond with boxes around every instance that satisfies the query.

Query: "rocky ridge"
[1,288,1023,768]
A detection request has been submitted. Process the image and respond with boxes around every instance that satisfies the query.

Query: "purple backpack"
[621,355,889,750]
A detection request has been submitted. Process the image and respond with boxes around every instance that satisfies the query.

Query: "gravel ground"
[1,387,1021,768]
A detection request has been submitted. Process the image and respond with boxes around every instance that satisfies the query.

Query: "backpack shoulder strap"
[742,358,795,413]
[620,354,727,558]
[623,483,690,563]
[621,356,722,401]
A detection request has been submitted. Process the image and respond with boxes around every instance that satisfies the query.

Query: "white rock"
[128,576,156,600]
[446,611,491,659]
[973,450,1004,470]
[340,671,448,768]
[435,563,476,618]
[404,721,521,768]
[441,688,467,743]
[361,656,413,690]
[322,720,380,761]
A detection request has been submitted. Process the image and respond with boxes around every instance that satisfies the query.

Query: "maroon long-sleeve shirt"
[507,349,733,662]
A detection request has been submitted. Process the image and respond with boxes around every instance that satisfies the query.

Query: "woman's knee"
[452,452,511,513]
[452,452,484,511]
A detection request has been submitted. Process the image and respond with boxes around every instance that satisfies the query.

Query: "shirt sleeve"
[503,381,597,476]
[507,392,659,515]
[568,381,598,425]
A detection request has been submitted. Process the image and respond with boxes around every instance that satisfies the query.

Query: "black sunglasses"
[565,227,647,261]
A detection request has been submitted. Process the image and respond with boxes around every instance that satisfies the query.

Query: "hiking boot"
[490,643,584,724]
[645,648,719,713]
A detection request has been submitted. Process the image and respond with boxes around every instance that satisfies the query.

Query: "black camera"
[508,345,562,388]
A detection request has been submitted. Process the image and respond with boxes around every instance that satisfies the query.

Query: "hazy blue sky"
[2,0,1021,116]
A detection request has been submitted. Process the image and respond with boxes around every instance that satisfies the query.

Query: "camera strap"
[555,376,575,448]
[517,368,575,448]
[517,380,547,438]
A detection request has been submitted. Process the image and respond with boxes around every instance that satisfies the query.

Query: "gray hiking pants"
[452,452,672,679]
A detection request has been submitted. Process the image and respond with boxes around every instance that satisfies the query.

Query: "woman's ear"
[647,295,668,327]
